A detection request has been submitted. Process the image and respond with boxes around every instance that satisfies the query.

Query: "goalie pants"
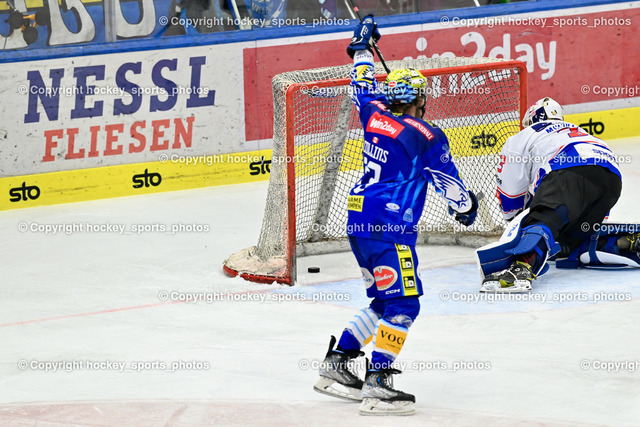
[524,165,622,254]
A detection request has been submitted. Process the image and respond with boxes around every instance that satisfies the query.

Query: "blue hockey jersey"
[346,52,472,245]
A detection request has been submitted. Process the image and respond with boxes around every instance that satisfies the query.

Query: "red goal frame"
[225,60,528,285]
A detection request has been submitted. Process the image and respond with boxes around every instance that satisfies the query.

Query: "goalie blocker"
[477,210,640,288]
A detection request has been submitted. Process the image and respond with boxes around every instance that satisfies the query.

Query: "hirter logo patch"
[374,266,398,291]
[366,112,404,139]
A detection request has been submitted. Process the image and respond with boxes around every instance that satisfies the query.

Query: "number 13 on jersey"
[353,157,382,194]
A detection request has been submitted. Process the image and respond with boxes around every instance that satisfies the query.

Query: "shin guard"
[339,307,381,350]
[371,319,408,369]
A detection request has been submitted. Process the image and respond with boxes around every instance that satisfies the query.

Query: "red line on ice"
[0,289,270,328]
[0,300,185,328]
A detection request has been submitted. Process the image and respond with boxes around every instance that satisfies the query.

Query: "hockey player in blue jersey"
[313,15,478,415]
[478,97,640,292]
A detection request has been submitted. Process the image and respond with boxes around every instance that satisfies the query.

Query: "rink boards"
[2,106,638,211]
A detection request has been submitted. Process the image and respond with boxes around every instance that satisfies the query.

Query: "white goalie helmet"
[522,97,564,127]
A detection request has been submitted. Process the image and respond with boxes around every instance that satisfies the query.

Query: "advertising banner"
[1,1,639,210]
[243,3,640,142]
[0,43,246,177]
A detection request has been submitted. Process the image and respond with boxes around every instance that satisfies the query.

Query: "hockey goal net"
[224,57,527,285]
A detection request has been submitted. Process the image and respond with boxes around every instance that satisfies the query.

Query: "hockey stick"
[474,190,498,234]
[344,0,391,73]
[229,0,251,30]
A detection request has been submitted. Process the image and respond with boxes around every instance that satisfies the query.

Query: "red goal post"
[224,58,528,285]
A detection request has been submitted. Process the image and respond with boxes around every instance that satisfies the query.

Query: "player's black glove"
[449,191,478,227]
[347,14,381,58]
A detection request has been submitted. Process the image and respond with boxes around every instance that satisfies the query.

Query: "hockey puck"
[308,267,320,273]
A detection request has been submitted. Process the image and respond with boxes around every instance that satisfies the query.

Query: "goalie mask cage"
[224,57,527,285]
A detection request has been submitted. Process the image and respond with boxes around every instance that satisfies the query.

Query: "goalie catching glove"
[347,14,381,58]
[449,191,478,227]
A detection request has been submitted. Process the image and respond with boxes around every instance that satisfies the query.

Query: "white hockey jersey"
[496,120,621,220]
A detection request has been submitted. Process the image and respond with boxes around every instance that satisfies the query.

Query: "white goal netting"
[225,57,527,284]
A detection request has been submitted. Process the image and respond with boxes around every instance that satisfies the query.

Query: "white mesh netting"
[225,57,526,284]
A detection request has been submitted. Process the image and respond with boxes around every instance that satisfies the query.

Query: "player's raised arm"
[346,15,386,112]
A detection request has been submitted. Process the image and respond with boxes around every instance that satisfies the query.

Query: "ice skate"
[480,261,535,293]
[313,336,364,401]
[625,233,640,252]
[359,364,415,416]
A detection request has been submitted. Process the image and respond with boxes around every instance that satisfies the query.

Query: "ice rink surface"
[1,137,639,426]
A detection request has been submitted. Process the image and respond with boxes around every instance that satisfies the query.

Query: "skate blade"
[358,398,414,416]
[313,376,362,402]
[480,279,531,293]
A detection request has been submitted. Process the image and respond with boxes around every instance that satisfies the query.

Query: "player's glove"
[347,14,381,58]
[449,191,478,227]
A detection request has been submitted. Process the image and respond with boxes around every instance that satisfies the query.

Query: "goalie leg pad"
[579,251,640,268]
[576,232,640,268]
[601,235,619,254]
[476,210,557,278]
[556,226,640,269]
[476,210,528,278]
[505,224,560,275]
[505,224,559,258]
